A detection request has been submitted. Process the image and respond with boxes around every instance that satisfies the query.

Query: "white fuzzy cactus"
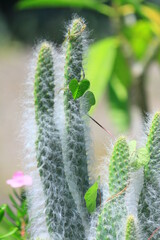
[23,17,160,240]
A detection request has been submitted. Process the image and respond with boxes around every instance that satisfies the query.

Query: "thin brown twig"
[87,114,114,139]
[148,226,160,240]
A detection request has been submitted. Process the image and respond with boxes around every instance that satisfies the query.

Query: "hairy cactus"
[63,18,90,230]
[125,215,138,240]
[96,137,130,240]
[109,137,130,194]
[34,42,85,239]
[23,18,160,240]
[138,112,160,239]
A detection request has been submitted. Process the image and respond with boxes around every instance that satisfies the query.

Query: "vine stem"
[106,184,129,204]
[148,226,160,240]
[20,220,26,238]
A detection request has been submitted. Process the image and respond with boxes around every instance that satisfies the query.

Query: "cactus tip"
[69,18,86,39]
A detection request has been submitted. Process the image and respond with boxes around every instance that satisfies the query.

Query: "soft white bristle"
[21,43,51,239]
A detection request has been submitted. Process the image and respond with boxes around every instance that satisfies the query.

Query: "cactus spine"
[96,137,130,240]
[138,112,160,239]
[63,18,90,231]
[34,42,85,239]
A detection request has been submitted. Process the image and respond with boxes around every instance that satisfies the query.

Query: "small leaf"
[13,189,21,201]
[132,147,150,170]
[83,91,96,113]
[84,177,100,213]
[6,205,18,221]
[0,227,18,239]
[69,79,90,99]
[9,195,23,214]
[0,204,7,222]
[137,147,150,167]
[78,79,90,98]
[69,79,78,98]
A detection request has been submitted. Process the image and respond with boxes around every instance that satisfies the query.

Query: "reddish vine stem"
[20,220,26,238]
[148,226,160,240]
[106,184,129,204]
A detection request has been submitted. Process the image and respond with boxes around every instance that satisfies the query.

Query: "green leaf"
[13,190,21,202]
[16,0,115,17]
[0,228,18,239]
[0,204,7,222]
[137,147,150,168]
[86,37,118,112]
[69,79,90,99]
[9,195,19,209]
[9,195,23,215]
[123,20,153,60]
[131,147,150,170]
[6,205,18,221]
[17,0,102,9]
[108,47,131,132]
[83,91,96,113]
[84,177,100,213]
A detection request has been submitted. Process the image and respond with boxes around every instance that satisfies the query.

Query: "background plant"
[16,0,160,131]
[0,171,31,239]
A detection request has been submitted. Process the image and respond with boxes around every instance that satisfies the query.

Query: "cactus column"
[125,215,139,240]
[34,42,85,239]
[138,112,160,239]
[96,137,130,240]
[63,18,90,233]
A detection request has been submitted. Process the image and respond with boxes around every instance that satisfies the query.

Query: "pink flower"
[6,171,32,188]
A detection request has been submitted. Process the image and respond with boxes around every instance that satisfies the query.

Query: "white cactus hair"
[19,16,160,240]
[137,110,160,239]
[21,42,51,239]
[125,169,144,219]
[61,15,92,235]
[53,46,65,136]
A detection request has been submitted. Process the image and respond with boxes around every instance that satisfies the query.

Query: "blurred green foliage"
[17,0,114,16]
[0,190,28,239]
[16,0,160,131]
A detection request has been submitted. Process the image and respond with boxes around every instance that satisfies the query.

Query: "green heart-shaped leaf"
[69,79,90,99]
[83,91,96,113]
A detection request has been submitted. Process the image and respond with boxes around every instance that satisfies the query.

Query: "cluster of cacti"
[23,17,160,240]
